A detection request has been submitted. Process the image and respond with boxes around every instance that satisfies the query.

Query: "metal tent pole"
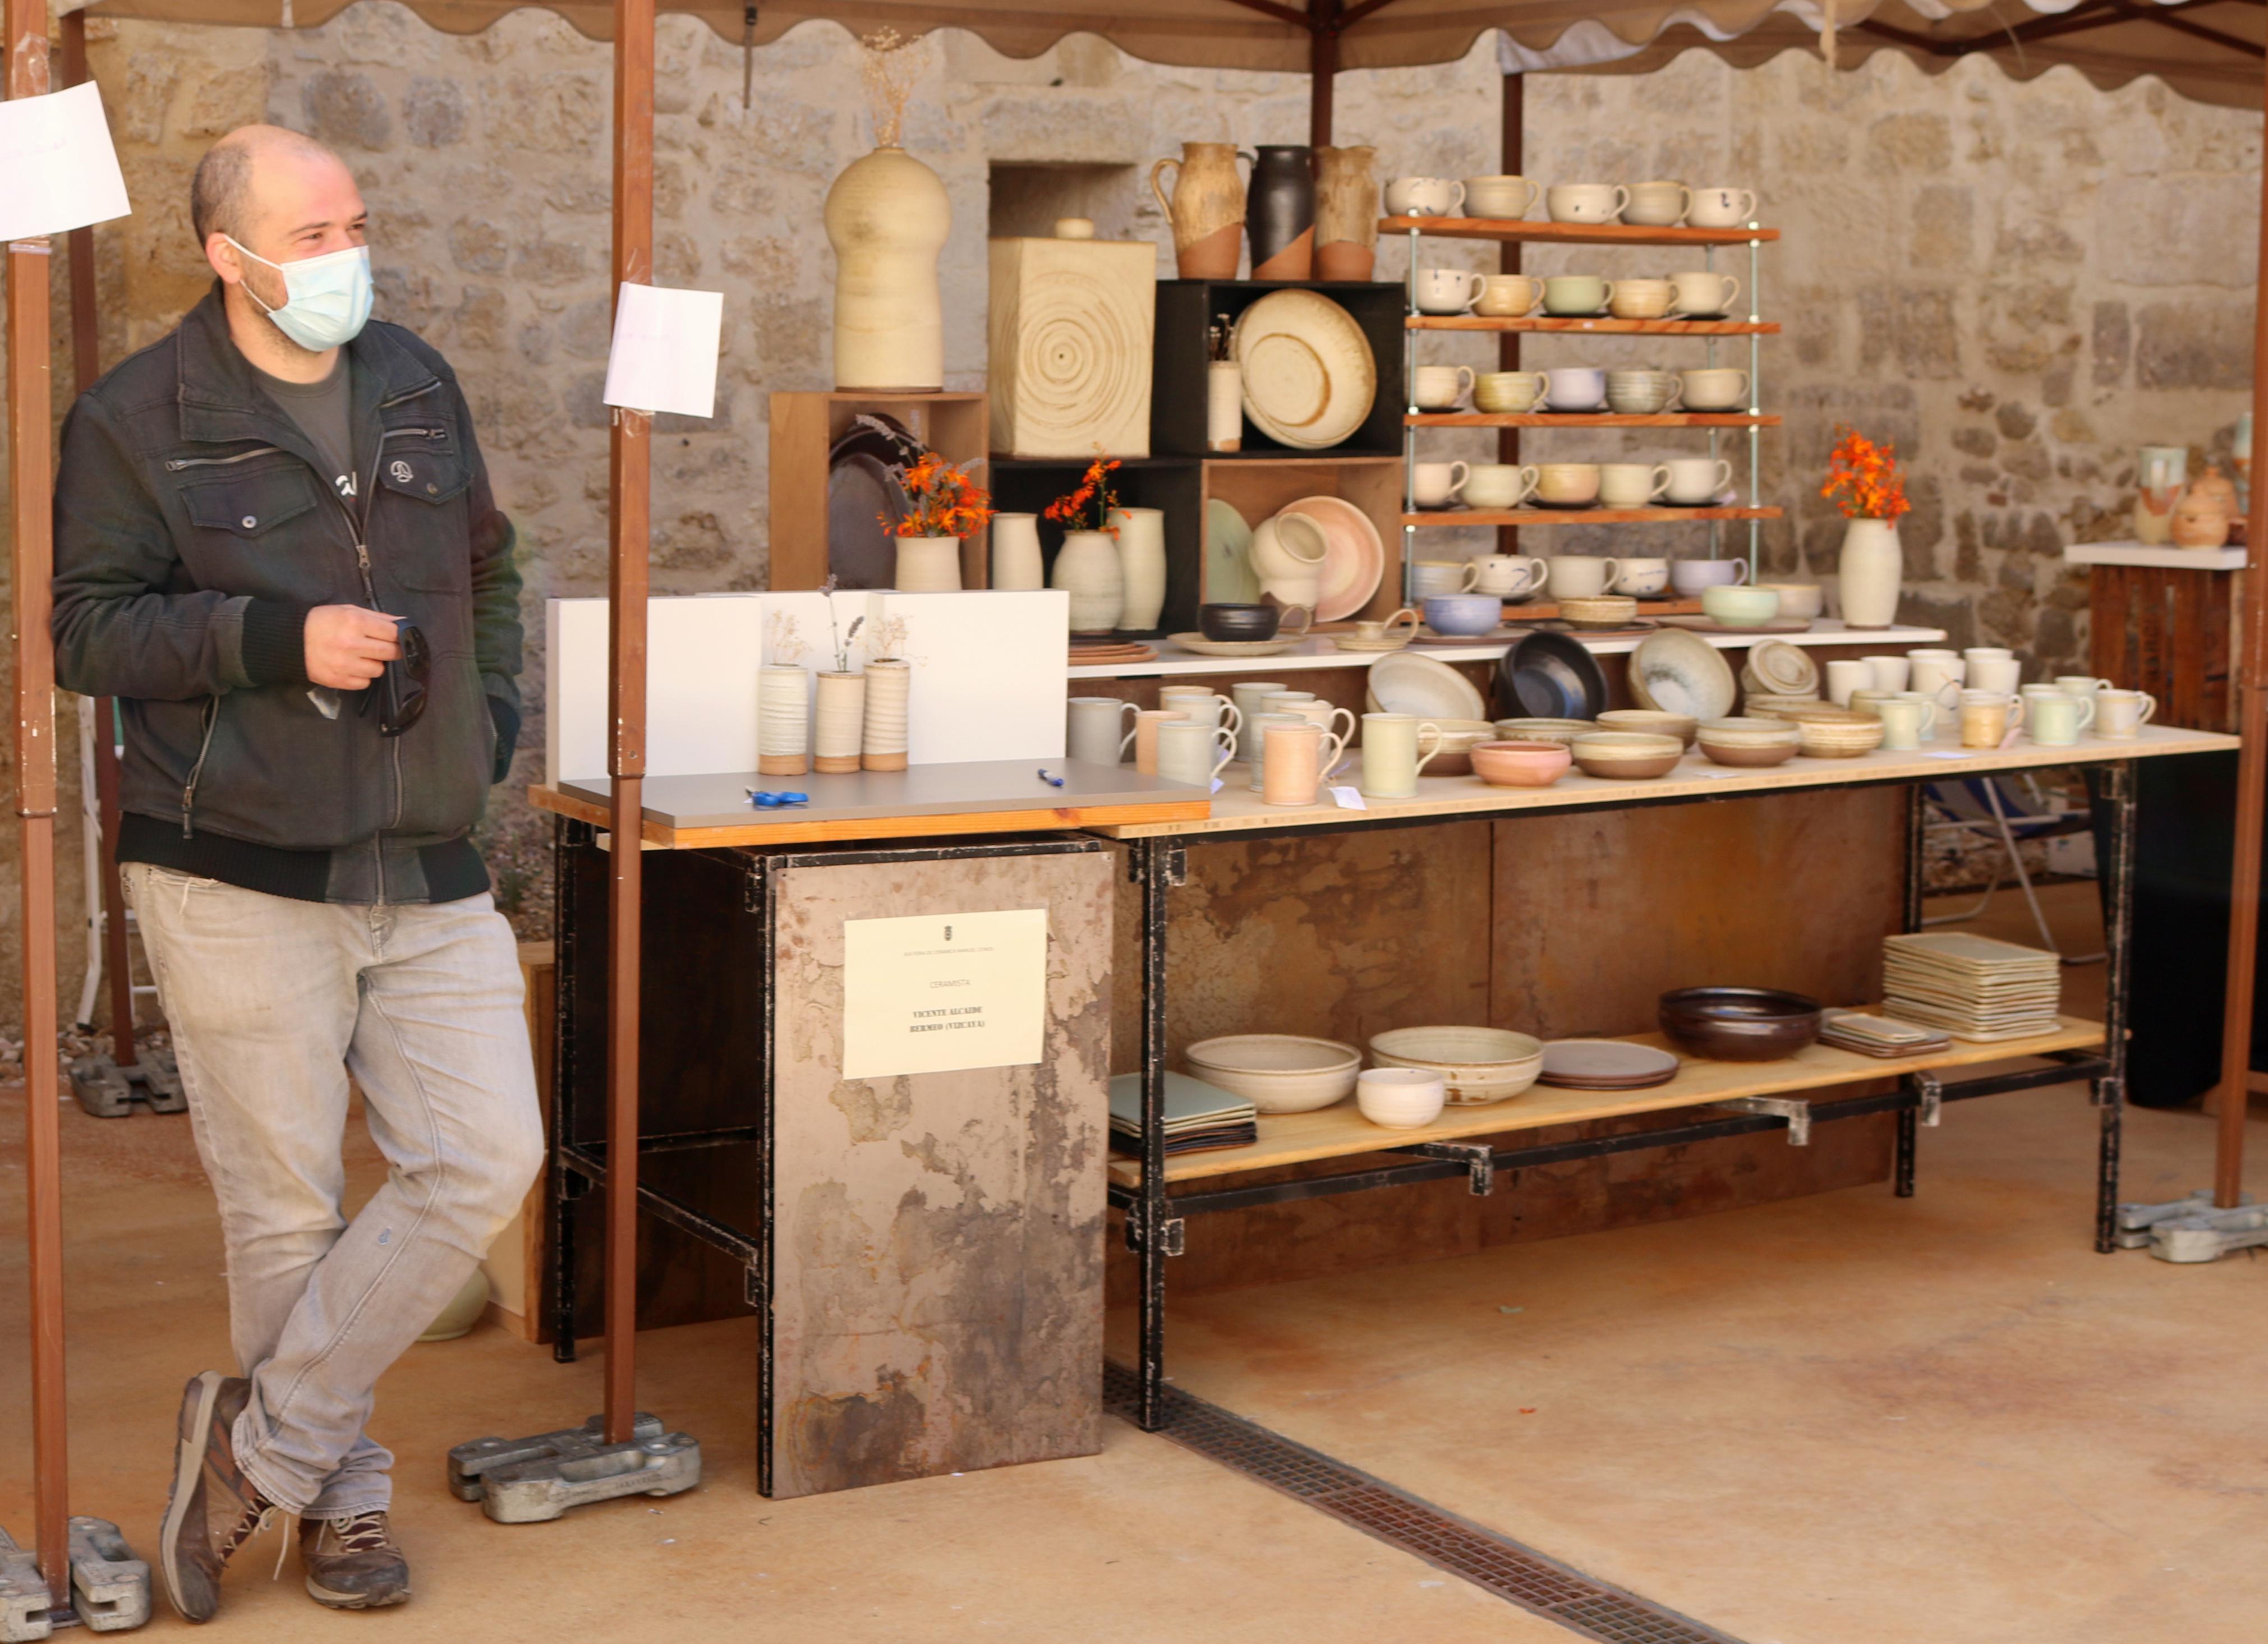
[1497,70,1521,558]
[1307,0,1337,149]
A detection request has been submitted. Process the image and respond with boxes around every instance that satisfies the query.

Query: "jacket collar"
[175,282,440,455]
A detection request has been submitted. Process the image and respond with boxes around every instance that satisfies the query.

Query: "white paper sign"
[601,282,722,417]
[840,909,1049,1080]
[0,82,130,242]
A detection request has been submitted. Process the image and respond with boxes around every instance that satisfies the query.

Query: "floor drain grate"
[1104,1363,1746,1644]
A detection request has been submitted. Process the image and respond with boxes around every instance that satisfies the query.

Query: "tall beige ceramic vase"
[825,145,951,392]
[1313,146,1379,282]
[1837,518,1902,630]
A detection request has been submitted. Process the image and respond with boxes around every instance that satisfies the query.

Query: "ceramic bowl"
[1737,638,1820,699]
[1629,629,1739,721]
[1184,1034,1363,1115]
[1570,731,1685,780]
[1742,694,1830,721]
[1198,602,1283,642]
[1701,584,1783,628]
[1470,739,1572,788]
[1423,593,1503,637]
[1658,986,1823,1062]
[1420,719,1500,776]
[1368,1025,1545,1105]
[1499,634,1609,721]
[1752,582,1825,622]
[1493,717,1598,748]
[1558,595,1640,630]
[1598,708,1699,747]
[1786,708,1887,758]
[1355,1067,1448,1129]
[1696,716,1801,767]
[1367,651,1490,721]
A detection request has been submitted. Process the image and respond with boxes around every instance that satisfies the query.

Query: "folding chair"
[1922,775,2104,964]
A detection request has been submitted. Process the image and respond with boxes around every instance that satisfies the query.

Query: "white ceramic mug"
[1546,183,1629,223]
[1155,718,1237,786]
[1613,557,1670,596]
[1474,275,1545,317]
[1963,646,2014,668]
[1668,271,1742,317]
[1876,696,1936,750]
[1411,364,1477,409]
[1413,461,1472,508]
[1597,463,1672,509]
[1679,367,1751,411]
[1261,719,1349,806]
[1968,656,2022,697]
[1824,659,1871,708]
[1409,559,1482,596]
[2055,675,2116,706]
[1474,553,1549,597]
[1546,556,1621,600]
[1864,655,1913,693]
[1909,655,1966,711]
[1687,186,1759,228]
[1668,556,1748,595]
[1066,697,1137,766]
[1461,464,1540,511]
[2096,689,2158,738]
[1543,367,1607,412]
[1229,681,1291,761]
[1266,695,1358,753]
[2027,691,2096,746]
[1160,687,1243,743]
[1359,713,1444,799]
[1662,457,1733,504]
[1414,268,1485,315]
[1623,180,1691,227]
[1123,708,1191,775]
[1384,176,1464,217]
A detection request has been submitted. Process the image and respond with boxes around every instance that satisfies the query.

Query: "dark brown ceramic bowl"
[1657,986,1824,1062]
[1199,602,1282,642]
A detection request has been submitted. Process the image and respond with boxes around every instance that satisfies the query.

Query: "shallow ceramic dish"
[1570,730,1685,780]
[1787,708,1885,758]
[1184,1034,1363,1114]
[1629,628,1738,720]
[1499,632,1610,720]
[1696,717,1801,767]
[1368,1026,1545,1105]
[1658,987,1823,1062]
[1598,708,1699,747]
[1233,291,1378,451]
[1493,717,1598,748]
[1331,633,1415,652]
[1742,694,1830,721]
[1167,632,1305,658]
[1738,638,1819,699]
[1203,498,1260,604]
[1419,718,1499,776]
[1558,595,1641,630]
[1367,651,1489,721]
[1471,740,1572,788]
[1538,1039,1682,1089]
[1356,1067,1448,1129]
[1754,582,1826,622]
[1288,494,1387,621]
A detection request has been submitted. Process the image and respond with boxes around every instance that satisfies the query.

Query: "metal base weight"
[0,1519,150,1638]
[2117,1191,2268,1261]
[66,1050,182,1118]
[445,1415,701,1523]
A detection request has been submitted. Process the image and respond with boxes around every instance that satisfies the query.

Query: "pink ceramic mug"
[1262,720,1351,806]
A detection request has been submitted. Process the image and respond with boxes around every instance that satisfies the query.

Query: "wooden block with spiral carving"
[987,237,1156,459]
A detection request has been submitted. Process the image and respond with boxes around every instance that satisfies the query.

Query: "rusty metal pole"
[1497,70,1522,558]
[604,0,655,1443]
[6,0,71,1599]
[1307,0,1336,150]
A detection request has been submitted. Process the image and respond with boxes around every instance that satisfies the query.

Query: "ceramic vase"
[824,145,951,392]
[1150,142,1246,279]
[813,671,867,774]
[989,513,1044,590]
[861,659,910,771]
[758,665,811,777]
[1208,361,1243,452]
[1052,528,1124,634]
[1246,145,1315,280]
[1312,145,1378,281]
[894,535,963,592]
[1837,518,1902,630]
[2133,445,2188,546]
[2171,487,2234,548]
[1111,506,1168,632]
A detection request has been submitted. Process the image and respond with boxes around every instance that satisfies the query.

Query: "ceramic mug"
[1360,713,1444,799]
[1160,687,1243,742]
[1604,371,1683,415]
[1546,555,1621,599]
[1349,609,1421,643]
[1909,655,1966,711]
[1409,559,1483,596]
[1155,719,1236,786]
[1876,696,1937,750]
[1474,370,1548,413]
[1262,719,1350,806]
[1124,707,1191,775]
[1679,367,1751,411]
[1613,556,1670,596]
[1246,712,1308,791]
[1474,275,1545,317]
[1066,696,1138,765]
[1533,463,1601,508]
[1607,279,1674,321]
[1229,681,1291,760]
[1476,553,1549,597]
[1623,180,1692,227]
[1598,462,1672,508]
[1542,275,1613,316]
[1461,463,1540,510]
[1864,655,1913,692]
[1542,367,1607,411]
[1384,176,1463,217]
[1958,689,2025,748]
[1413,461,1472,508]
[1687,186,1759,228]
[1669,556,1749,595]
[1463,175,1540,220]
[2055,675,2116,706]
[1266,695,1358,752]
[2028,691,2095,746]
[1662,457,1733,504]
[1546,183,1628,223]
[1414,268,1485,315]
[1424,593,1502,637]
[1963,646,2014,668]
[1411,364,1476,409]
[2096,689,2158,738]
[1669,271,1742,317]
[1967,656,2022,697]
[1824,659,1871,707]
[1892,691,1945,740]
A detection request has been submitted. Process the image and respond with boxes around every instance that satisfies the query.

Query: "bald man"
[51,125,542,1621]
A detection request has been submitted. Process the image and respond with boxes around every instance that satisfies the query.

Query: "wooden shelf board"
[1202,454,1408,468]
[1108,1017,2106,1187]
[1405,506,1783,527]
[527,783,1211,851]
[1406,412,1781,429]
[1408,316,1778,335]
[1381,217,1780,246]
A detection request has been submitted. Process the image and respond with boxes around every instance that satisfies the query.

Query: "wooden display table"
[2066,540,2245,734]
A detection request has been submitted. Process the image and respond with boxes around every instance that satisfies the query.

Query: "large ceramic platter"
[1630,628,1738,720]
[1167,633,1305,658]
[1285,494,1386,621]
[1365,652,1488,721]
[1204,498,1260,604]
[825,413,922,588]
[1233,291,1377,452]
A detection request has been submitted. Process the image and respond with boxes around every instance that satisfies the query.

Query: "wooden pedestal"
[769,390,990,591]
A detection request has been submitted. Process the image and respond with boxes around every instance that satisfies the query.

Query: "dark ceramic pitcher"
[1246,145,1315,280]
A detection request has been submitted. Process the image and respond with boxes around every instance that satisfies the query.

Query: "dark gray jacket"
[51,285,522,904]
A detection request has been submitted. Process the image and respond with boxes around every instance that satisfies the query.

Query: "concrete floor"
[2,882,2262,1641]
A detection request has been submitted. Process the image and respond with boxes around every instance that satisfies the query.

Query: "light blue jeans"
[125,864,545,1518]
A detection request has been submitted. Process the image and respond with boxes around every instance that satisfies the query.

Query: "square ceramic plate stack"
[1818,1009,1952,1058]
[1108,1072,1257,1157]
[1880,932,2062,1042]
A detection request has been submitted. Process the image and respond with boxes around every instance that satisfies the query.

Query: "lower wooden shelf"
[1107,1015,2106,1187]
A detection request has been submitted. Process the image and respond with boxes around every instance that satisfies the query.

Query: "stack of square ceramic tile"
[1819,1010,1951,1058]
[1881,932,2061,1042]
[1108,1072,1257,1158]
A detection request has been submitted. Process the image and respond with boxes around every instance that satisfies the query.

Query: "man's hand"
[304,605,403,690]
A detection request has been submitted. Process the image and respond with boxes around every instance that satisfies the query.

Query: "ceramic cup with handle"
[1462,175,1539,220]
[1349,609,1421,643]
[1409,559,1482,596]
[1413,461,1472,508]
[1623,180,1692,227]
[1261,719,1350,807]
[1875,695,1936,750]
[1604,370,1682,415]
[1229,681,1291,759]
[1542,275,1613,316]
[1824,658,1871,707]
[1411,364,1476,409]
[1613,556,1671,596]
[1476,553,1549,597]
[1547,183,1628,223]
[1384,177,1463,217]
[1160,686,1243,743]
[1598,462,1672,509]
[1543,367,1607,412]
[1668,556,1748,595]
[1124,708,1191,775]
[1892,690,1946,741]
[1959,689,2025,748]
[1669,271,1742,317]
[2096,688,2157,738]
[1968,656,2022,697]
[1864,655,1913,693]
[1474,275,1545,317]
[1662,457,1733,504]
[2055,675,2115,706]
[2027,690,2095,747]
[1848,688,1896,720]
[1067,696,1139,765]
[1475,370,1549,413]
[1414,268,1485,315]
[1909,654,1966,712]
[1534,463,1602,508]
[1245,712,1307,791]
[1423,593,1502,637]
[1155,719,1236,787]
[1607,279,1674,321]
[1461,464,1540,511]
[1546,555,1621,599]
[1679,367,1751,411]
[1963,646,2013,669]
[1687,187,1759,228]
[1360,713,1444,799]
[1266,694,1358,752]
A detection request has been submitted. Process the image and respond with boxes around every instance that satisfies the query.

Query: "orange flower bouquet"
[1044,457,1123,534]
[893,452,995,538]
[1821,425,1911,522]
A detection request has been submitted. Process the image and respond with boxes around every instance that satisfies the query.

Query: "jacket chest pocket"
[182,464,323,540]
[178,466,334,604]
[375,433,473,595]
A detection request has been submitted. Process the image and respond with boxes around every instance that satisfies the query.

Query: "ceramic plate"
[826,452,907,588]
[1286,494,1386,621]
[1538,1039,1682,1086]
[1332,634,1414,652]
[1167,632,1305,657]
[1234,291,1378,451]
[1743,639,1819,698]
[1630,628,1738,720]
[1365,651,1488,720]
[1204,498,1260,604]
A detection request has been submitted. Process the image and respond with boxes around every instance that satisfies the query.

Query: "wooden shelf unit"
[1406,412,1779,429]
[1404,505,1784,528]
[1381,216,1780,246]
[768,390,990,592]
[1407,316,1778,336]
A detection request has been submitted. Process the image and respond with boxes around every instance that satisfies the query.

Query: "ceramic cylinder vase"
[1111,506,1168,632]
[1313,146,1378,281]
[758,665,811,777]
[812,671,866,774]
[1052,528,1124,634]
[861,658,910,771]
[1208,361,1243,453]
[824,145,951,392]
[893,535,963,592]
[1150,142,1246,279]
[988,513,1044,591]
[1838,518,1903,630]
[1246,145,1315,280]
[2133,445,2188,546]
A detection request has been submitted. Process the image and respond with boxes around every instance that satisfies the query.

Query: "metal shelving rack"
[1388,215,1782,599]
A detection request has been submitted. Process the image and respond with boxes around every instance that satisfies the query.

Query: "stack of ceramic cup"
[1881,932,2061,1043]
[758,664,811,777]
[861,659,910,771]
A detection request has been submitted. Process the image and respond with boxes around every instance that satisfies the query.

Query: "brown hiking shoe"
[299,1511,411,1609]
[158,1370,279,1622]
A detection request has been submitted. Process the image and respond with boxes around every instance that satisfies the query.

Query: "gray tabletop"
[558,758,1209,831]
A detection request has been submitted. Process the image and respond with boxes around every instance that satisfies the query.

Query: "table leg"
[551,816,583,1362]
[2086,759,2138,1251]
[1134,838,1183,1432]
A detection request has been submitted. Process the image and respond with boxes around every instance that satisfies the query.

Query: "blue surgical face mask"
[227,237,374,351]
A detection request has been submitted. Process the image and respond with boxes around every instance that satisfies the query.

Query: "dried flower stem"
[858,27,927,149]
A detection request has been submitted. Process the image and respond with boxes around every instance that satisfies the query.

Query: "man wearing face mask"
[50,125,542,1622]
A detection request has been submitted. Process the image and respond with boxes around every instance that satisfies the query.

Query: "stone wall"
[0,10,2257,1035]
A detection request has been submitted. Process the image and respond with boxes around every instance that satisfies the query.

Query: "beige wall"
[0,10,2256,1038]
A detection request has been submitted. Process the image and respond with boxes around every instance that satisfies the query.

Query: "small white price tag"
[1329,786,1367,809]
[1209,777,1224,794]
[1924,749,1975,760]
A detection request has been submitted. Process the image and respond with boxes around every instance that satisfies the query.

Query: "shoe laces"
[328,1512,393,1556]
[217,1497,284,1577]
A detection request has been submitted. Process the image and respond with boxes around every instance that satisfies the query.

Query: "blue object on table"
[1036,768,1065,788]
[744,789,811,809]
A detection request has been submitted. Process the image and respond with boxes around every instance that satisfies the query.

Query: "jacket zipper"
[181,699,220,838]
[164,445,284,471]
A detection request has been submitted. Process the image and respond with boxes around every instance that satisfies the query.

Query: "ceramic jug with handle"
[1152,142,1248,279]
